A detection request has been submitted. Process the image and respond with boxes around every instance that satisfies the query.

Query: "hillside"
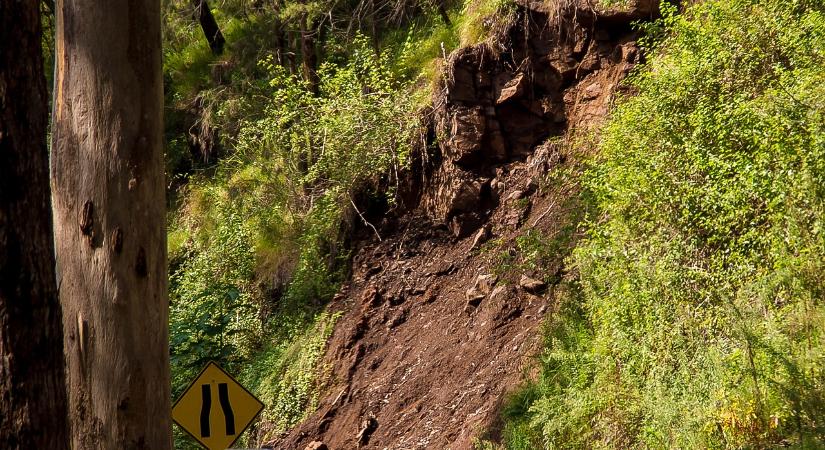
[268,1,657,447]
[160,0,825,448]
[5,0,824,448]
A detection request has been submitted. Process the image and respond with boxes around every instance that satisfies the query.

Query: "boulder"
[519,275,547,294]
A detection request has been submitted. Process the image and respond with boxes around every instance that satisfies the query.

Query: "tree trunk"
[437,2,451,26]
[193,0,225,55]
[287,30,299,75]
[51,0,172,448]
[0,1,69,448]
[271,1,287,67]
[300,12,319,95]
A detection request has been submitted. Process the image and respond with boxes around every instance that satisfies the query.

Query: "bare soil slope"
[271,2,657,448]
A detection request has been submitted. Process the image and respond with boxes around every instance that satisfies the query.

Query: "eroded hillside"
[270,1,658,448]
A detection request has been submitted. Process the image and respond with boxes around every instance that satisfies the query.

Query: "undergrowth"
[498,0,825,448]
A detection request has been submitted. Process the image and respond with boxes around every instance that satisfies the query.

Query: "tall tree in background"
[300,8,319,94]
[0,1,69,448]
[51,0,172,447]
[193,0,225,55]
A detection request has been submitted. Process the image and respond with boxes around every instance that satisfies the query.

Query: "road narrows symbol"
[200,385,211,437]
[199,383,237,438]
[218,383,236,435]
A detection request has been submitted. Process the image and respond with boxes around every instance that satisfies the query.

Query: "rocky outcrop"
[418,0,649,237]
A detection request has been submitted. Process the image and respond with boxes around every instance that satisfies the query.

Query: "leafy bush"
[229,33,422,297]
[505,1,825,448]
[170,201,259,395]
[240,311,340,442]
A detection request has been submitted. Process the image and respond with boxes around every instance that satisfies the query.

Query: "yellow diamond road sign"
[172,361,264,450]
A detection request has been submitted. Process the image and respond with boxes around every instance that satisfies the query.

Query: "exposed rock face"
[419,0,649,237]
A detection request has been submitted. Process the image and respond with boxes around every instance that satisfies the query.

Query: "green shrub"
[240,311,341,442]
[505,1,825,448]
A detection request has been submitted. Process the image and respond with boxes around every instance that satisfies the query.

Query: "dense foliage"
[503,1,825,448]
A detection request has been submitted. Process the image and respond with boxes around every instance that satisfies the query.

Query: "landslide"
[270,1,658,448]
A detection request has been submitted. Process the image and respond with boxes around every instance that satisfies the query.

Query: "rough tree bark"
[51,0,172,448]
[0,1,69,448]
[193,0,226,55]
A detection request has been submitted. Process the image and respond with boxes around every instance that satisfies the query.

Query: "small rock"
[429,261,455,276]
[406,286,426,296]
[470,225,492,250]
[488,285,508,303]
[494,302,523,325]
[519,275,547,294]
[506,190,526,202]
[388,293,406,306]
[622,42,639,63]
[364,263,383,278]
[304,441,328,450]
[345,316,369,349]
[505,201,531,228]
[356,415,378,447]
[317,417,332,433]
[450,212,484,238]
[524,178,539,195]
[485,127,508,161]
[582,82,603,100]
[360,286,382,309]
[449,106,486,164]
[421,290,438,304]
[466,274,498,308]
[475,274,498,294]
[578,51,601,73]
[387,309,408,329]
[465,287,485,307]
[490,179,506,200]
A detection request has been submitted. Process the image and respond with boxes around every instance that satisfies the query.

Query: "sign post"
[172,361,265,450]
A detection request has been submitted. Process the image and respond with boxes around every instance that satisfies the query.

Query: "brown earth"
[268,1,656,448]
